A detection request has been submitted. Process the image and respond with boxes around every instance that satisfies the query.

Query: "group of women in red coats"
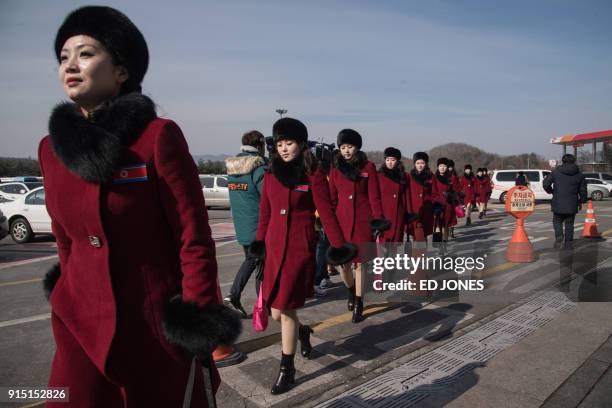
[251,118,495,394]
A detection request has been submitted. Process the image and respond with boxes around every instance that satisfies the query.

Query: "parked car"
[0,208,8,240]
[585,178,611,201]
[0,187,52,243]
[582,172,612,183]
[199,175,230,209]
[490,169,552,203]
[0,181,44,201]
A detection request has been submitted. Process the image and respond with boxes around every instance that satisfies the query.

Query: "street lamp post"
[275,109,287,118]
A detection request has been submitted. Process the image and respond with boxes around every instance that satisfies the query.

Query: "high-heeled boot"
[352,296,364,323]
[271,353,296,395]
[298,324,313,358]
[347,285,356,311]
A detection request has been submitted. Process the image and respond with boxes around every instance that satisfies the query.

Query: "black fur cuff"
[326,243,357,266]
[162,296,243,359]
[405,212,418,224]
[248,240,266,259]
[43,263,61,300]
[370,218,391,232]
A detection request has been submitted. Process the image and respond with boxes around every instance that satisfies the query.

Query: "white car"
[0,187,52,243]
[490,169,552,203]
[199,175,230,209]
[0,208,8,240]
[0,181,44,201]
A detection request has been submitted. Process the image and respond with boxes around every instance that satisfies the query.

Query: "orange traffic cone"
[582,200,601,238]
[506,218,534,262]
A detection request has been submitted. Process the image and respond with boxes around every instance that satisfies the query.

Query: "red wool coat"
[329,161,384,262]
[407,171,434,237]
[460,175,477,203]
[256,170,346,310]
[378,170,411,242]
[39,117,220,406]
[431,173,458,228]
[474,176,491,204]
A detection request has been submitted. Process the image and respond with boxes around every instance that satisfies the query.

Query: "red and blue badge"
[112,164,148,184]
[360,172,369,178]
[295,184,309,192]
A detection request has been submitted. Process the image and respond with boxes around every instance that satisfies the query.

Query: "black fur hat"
[384,147,402,160]
[272,117,308,146]
[437,157,450,167]
[464,164,472,170]
[448,159,455,169]
[413,151,429,163]
[337,129,362,149]
[54,6,149,95]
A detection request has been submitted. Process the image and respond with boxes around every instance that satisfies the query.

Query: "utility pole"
[275,109,287,118]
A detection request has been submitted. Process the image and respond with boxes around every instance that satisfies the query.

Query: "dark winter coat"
[255,158,349,310]
[225,147,266,246]
[543,163,588,214]
[474,176,491,204]
[431,171,458,228]
[407,169,434,237]
[39,93,240,406]
[329,151,384,261]
[378,166,411,242]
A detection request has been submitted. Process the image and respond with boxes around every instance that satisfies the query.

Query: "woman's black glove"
[405,212,418,224]
[248,240,266,260]
[370,218,391,235]
[326,243,358,266]
[432,202,444,215]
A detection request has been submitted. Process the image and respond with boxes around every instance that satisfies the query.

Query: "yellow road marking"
[20,402,45,408]
[601,227,612,237]
[311,302,402,332]
[0,278,42,287]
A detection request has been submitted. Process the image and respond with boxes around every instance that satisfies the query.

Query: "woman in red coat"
[40,7,241,407]
[250,118,356,394]
[378,147,414,243]
[431,157,458,243]
[460,164,476,226]
[474,168,490,219]
[407,152,435,241]
[447,159,461,237]
[329,129,390,323]
[482,167,493,215]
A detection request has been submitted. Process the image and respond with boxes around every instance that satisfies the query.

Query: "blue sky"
[1,0,611,159]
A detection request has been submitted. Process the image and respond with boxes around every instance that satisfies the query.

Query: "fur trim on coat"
[326,243,358,266]
[410,168,432,186]
[48,92,157,184]
[43,263,61,300]
[332,150,368,181]
[269,155,306,188]
[162,295,243,359]
[380,165,406,184]
[225,154,265,176]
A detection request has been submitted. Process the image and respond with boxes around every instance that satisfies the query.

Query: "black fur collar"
[333,150,368,181]
[270,154,306,188]
[410,168,432,186]
[436,171,451,185]
[48,92,157,184]
[380,165,405,184]
[477,175,486,181]
[463,172,474,180]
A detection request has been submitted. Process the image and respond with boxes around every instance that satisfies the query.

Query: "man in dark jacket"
[543,154,587,247]
[223,130,267,316]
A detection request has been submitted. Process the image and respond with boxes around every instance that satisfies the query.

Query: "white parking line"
[0,255,58,271]
[0,313,51,329]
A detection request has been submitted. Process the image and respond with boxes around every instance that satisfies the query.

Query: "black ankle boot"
[466,217,471,226]
[352,296,364,323]
[347,285,356,311]
[271,354,296,395]
[450,227,455,238]
[478,212,484,219]
[298,325,313,358]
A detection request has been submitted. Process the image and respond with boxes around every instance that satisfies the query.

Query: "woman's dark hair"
[241,130,265,148]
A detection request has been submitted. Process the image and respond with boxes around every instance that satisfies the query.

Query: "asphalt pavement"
[1,204,611,408]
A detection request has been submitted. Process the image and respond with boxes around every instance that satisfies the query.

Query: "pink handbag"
[252,291,268,332]
[454,204,466,218]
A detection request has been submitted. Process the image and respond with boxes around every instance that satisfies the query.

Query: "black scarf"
[410,167,432,186]
[333,150,368,181]
[269,154,307,188]
[380,165,405,184]
[436,170,451,185]
[48,92,157,184]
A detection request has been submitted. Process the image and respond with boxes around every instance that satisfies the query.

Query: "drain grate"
[316,291,575,407]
